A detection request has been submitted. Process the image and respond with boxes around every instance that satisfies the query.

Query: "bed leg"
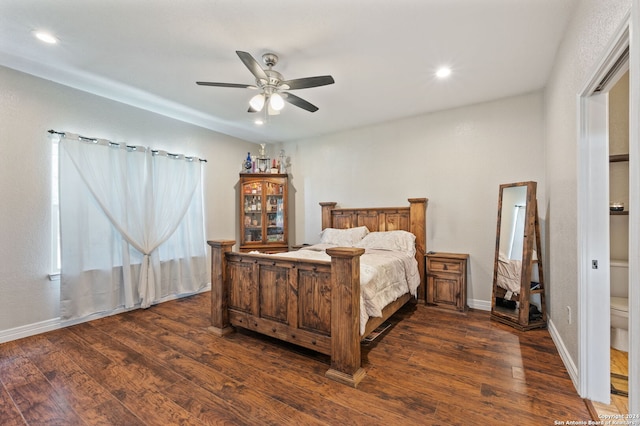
[325,247,367,387]
[207,240,236,336]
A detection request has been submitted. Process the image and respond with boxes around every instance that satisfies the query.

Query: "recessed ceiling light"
[436,67,451,79]
[34,31,58,44]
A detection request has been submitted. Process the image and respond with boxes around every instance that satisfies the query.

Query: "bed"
[207,198,427,387]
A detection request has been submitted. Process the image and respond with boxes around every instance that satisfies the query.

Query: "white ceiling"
[0,0,577,143]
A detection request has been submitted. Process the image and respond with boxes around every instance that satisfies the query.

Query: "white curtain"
[59,133,208,320]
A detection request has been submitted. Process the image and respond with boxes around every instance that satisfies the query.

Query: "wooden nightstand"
[426,252,469,312]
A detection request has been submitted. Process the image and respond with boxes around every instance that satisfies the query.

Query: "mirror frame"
[491,181,543,328]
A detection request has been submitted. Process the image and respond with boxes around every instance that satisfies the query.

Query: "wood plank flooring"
[611,347,629,398]
[0,293,592,425]
[589,348,629,418]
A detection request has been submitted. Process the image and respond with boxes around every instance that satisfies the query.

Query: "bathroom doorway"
[609,69,630,409]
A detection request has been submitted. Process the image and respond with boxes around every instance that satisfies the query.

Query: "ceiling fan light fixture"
[197,50,334,115]
[270,93,285,111]
[249,93,265,111]
[267,103,280,116]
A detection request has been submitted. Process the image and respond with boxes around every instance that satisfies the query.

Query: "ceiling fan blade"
[196,81,257,89]
[280,75,334,90]
[282,92,319,112]
[236,51,268,82]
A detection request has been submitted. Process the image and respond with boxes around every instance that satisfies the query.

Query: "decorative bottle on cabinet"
[239,173,288,253]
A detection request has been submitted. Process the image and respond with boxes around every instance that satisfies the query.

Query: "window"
[57,134,208,318]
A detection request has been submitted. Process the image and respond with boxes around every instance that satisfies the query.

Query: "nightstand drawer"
[428,258,463,273]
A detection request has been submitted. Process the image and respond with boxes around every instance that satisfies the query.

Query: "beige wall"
[0,65,255,335]
[543,0,630,366]
[282,92,546,307]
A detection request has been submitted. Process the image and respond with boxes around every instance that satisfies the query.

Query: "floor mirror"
[490,181,547,330]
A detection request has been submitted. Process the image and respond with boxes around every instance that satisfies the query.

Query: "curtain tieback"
[139,254,155,309]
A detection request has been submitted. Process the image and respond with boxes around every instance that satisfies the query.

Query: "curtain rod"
[48,129,207,162]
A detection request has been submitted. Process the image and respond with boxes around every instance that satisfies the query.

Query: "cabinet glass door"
[265,181,285,242]
[242,181,263,244]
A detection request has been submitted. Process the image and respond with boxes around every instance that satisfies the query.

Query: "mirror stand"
[490,181,547,331]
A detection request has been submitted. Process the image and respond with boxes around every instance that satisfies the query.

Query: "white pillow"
[355,230,416,257]
[319,226,369,246]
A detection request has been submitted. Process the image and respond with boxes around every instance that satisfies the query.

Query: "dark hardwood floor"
[0,293,591,425]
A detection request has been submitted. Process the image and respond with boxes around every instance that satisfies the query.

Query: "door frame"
[578,8,639,412]
[629,0,640,415]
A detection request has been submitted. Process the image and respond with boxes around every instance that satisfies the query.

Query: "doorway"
[578,11,638,414]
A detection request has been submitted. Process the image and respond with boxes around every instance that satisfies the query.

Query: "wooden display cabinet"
[239,173,288,253]
[426,252,468,312]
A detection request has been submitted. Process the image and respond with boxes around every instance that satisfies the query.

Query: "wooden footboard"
[208,240,368,386]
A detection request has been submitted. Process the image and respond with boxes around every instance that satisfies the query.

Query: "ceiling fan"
[196,51,334,115]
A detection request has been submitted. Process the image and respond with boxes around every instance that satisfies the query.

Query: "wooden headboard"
[319,198,428,300]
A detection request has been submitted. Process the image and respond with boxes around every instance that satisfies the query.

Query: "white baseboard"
[468,298,491,311]
[0,285,211,344]
[547,318,580,393]
[0,317,63,344]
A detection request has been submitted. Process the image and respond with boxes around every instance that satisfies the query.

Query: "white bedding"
[496,253,522,295]
[274,244,420,335]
